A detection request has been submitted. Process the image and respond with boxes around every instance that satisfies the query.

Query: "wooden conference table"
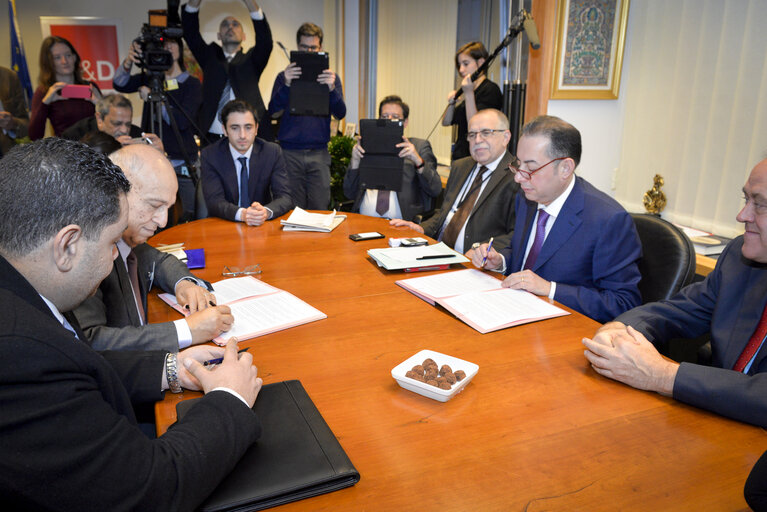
[150,214,765,511]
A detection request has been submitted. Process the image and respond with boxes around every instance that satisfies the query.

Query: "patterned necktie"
[375,190,390,216]
[126,250,146,324]
[238,156,249,208]
[732,304,767,372]
[441,166,487,248]
[523,209,550,270]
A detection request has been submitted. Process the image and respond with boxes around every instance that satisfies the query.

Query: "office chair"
[630,213,696,304]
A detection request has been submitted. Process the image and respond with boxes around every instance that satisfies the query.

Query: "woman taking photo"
[442,41,503,161]
[29,36,101,139]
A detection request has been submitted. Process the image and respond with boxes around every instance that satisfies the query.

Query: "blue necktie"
[238,156,249,208]
[524,209,550,270]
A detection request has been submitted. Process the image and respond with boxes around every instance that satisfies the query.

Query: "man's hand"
[583,325,679,396]
[350,141,364,169]
[138,85,151,101]
[243,0,260,12]
[317,69,336,91]
[466,243,503,270]
[396,137,423,167]
[186,305,234,345]
[389,218,425,234]
[142,133,163,151]
[187,0,202,8]
[283,62,300,86]
[175,279,214,313]
[0,111,16,131]
[176,344,224,390]
[502,269,551,297]
[244,202,268,226]
[182,339,263,407]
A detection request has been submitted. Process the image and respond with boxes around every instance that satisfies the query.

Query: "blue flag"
[8,0,33,105]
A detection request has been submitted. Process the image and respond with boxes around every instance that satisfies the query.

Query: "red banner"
[49,24,119,91]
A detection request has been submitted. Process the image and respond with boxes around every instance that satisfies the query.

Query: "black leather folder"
[359,118,404,192]
[176,380,360,511]
[288,51,330,116]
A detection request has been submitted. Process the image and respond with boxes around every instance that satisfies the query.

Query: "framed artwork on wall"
[550,0,630,99]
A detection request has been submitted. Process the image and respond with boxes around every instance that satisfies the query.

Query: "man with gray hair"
[62,93,163,150]
[390,108,519,252]
[74,144,232,351]
[468,115,642,322]
[0,138,262,510]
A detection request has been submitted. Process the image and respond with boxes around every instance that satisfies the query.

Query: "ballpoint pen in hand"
[481,237,494,268]
[203,347,250,366]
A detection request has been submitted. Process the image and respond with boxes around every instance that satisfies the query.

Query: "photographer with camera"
[113,36,202,216]
[182,0,273,145]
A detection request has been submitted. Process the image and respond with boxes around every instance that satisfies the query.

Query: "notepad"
[159,276,327,344]
[396,269,569,333]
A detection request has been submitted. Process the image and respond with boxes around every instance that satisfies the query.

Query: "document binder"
[177,380,360,511]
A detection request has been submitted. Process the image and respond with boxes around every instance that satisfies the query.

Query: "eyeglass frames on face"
[507,157,568,180]
[222,265,262,277]
[466,129,506,142]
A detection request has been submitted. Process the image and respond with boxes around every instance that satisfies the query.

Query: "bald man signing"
[73,144,233,352]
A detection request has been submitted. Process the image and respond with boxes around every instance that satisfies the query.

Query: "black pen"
[203,347,250,366]
[417,254,455,260]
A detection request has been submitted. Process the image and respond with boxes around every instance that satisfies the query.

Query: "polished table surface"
[150,214,765,511]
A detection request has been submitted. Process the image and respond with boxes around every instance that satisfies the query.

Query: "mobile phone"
[349,232,385,241]
[60,84,91,99]
[401,237,428,247]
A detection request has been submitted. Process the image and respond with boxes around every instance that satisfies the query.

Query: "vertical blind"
[615,0,767,237]
[376,0,459,164]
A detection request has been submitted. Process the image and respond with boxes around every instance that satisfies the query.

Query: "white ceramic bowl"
[391,349,479,402]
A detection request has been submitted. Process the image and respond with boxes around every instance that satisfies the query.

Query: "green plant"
[327,134,355,209]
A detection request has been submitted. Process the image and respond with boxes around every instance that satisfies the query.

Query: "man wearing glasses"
[390,108,519,253]
[582,158,767,429]
[74,144,234,351]
[467,115,641,323]
[268,22,346,210]
[344,95,441,221]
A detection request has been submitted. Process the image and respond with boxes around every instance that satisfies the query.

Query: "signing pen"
[481,237,494,268]
[416,254,456,260]
[203,347,250,366]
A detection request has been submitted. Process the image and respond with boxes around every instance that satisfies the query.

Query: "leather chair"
[630,213,696,304]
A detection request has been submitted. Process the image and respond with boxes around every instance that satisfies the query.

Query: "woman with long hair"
[29,36,101,139]
[441,41,503,162]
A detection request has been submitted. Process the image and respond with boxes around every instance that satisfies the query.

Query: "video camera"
[135,0,183,73]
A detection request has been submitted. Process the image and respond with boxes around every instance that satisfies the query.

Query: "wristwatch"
[165,353,182,393]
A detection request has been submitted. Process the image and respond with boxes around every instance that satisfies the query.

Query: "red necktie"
[126,250,146,324]
[732,304,767,372]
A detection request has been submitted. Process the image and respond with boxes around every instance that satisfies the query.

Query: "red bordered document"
[396,269,569,334]
[159,276,327,345]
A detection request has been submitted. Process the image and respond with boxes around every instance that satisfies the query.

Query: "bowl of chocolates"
[391,349,479,402]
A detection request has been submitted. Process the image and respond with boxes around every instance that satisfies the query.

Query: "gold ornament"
[643,174,666,214]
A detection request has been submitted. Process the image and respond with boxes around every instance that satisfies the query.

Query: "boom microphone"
[523,15,541,50]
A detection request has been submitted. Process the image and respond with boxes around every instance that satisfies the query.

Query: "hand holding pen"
[481,237,494,268]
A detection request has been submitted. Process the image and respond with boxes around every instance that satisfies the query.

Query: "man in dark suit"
[201,99,292,225]
[0,137,262,510]
[343,95,442,221]
[0,66,29,157]
[73,144,233,351]
[182,0,273,143]
[390,108,519,253]
[468,115,641,323]
[583,157,767,428]
[61,93,162,149]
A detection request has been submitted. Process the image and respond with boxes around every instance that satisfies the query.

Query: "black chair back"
[630,213,696,303]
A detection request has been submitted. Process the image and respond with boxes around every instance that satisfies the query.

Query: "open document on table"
[396,269,569,333]
[368,242,469,271]
[280,207,346,232]
[158,276,326,344]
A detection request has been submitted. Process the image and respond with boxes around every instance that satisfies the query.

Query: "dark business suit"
[73,243,204,352]
[500,176,641,323]
[343,137,442,221]
[201,136,293,221]
[0,254,260,511]
[0,66,29,157]
[420,151,519,250]
[616,236,767,428]
[182,5,273,140]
